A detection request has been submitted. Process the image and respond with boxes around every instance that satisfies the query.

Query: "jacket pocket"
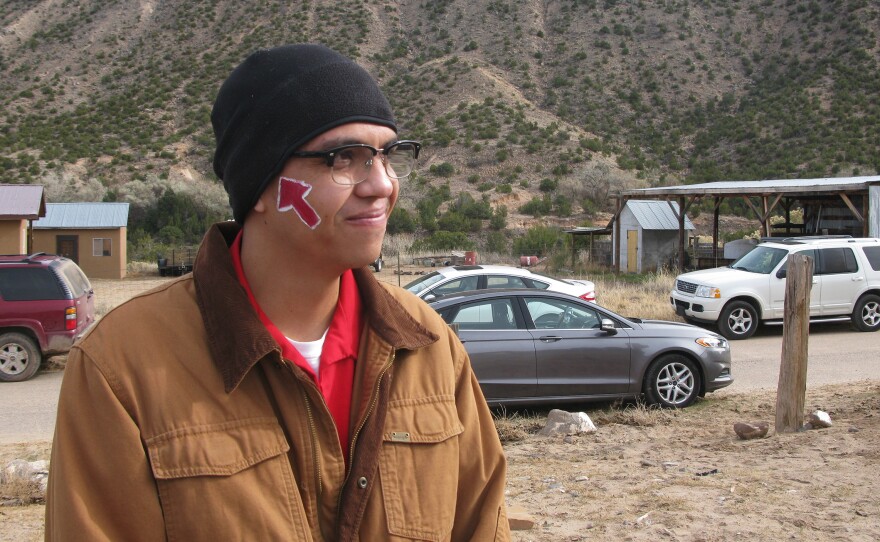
[146,417,311,541]
[379,395,464,541]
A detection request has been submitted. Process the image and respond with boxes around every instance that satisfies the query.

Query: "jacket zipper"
[301,389,323,498]
[337,350,396,513]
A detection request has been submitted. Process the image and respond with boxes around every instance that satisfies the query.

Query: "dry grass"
[492,408,545,444]
[590,400,679,427]
[0,478,44,506]
[578,268,679,321]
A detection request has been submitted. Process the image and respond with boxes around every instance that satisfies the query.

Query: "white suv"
[670,237,880,339]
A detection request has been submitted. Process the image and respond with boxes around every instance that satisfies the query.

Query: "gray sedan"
[429,289,733,408]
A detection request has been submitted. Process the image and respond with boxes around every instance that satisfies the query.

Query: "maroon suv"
[0,253,96,382]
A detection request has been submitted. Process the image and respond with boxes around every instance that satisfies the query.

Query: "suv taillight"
[65,307,77,330]
[579,292,596,303]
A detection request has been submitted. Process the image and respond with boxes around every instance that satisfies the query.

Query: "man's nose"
[355,157,394,196]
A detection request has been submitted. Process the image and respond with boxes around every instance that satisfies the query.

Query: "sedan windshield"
[730,246,788,274]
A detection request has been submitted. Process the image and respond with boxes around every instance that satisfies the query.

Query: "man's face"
[251,122,400,273]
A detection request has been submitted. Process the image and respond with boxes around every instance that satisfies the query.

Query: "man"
[46,44,510,541]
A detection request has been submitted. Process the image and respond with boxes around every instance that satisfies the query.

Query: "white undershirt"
[288,328,329,377]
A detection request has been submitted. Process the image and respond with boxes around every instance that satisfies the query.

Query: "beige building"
[33,203,130,279]
[0,184,46,254]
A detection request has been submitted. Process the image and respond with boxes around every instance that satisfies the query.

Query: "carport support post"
[775,254,813,433]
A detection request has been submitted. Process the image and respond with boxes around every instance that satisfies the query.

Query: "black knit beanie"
[211,44,397,223]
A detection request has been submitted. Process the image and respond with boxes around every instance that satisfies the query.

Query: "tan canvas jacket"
[46,222,510,541]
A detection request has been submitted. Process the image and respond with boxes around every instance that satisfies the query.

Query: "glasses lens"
[330,146,375,185]
[385,143,417,179]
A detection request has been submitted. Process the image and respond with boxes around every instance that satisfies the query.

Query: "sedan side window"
[450,298,517,330]
[432,275,479,296]
[525,298,600,329]
[486,275,529,289]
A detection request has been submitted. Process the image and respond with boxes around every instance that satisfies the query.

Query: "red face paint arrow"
[277,177,321,229]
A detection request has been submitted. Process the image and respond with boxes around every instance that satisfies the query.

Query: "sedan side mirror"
[600,318,617,335]
[776,268,786,279]
[424,294,437,301]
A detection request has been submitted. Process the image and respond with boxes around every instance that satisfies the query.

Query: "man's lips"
[345,208,388,223]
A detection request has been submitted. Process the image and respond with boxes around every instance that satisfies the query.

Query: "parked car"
[429,289,732,408]
[670,236,880,339]
[405,264,596,302]
[0,253,96,382]
[370,253,383,272]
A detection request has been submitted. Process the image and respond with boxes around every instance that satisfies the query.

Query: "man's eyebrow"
[312,137,400,150]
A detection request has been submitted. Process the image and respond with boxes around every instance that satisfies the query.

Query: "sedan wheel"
[0,332,42,382]
[644,355,701,408]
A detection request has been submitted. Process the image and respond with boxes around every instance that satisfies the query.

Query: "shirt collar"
[194,222,437,392]
[228,230,363,379]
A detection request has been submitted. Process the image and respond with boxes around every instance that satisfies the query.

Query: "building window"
[93,238,112,257]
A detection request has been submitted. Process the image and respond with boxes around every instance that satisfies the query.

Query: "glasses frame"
[290,140,421,186]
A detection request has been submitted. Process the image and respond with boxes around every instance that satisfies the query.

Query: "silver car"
[430,289,733,408]
[405,264,597,302]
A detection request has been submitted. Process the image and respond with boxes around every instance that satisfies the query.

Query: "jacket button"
[357,477,368,489]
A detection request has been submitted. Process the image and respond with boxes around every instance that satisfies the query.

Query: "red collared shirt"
[230,232,362,460]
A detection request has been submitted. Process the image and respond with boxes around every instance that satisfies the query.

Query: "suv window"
[0,268,66,301]
[56,261,92,297]
[862,246,880,271]
[817,247,858,275]
[731,246,788,274]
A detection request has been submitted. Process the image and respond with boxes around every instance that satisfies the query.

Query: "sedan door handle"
[539,336,563,342]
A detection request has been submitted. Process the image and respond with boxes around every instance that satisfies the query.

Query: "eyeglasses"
[290,140,421,186]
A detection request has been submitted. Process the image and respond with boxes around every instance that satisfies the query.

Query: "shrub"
[513,225,563,257]
[429,162,455,177]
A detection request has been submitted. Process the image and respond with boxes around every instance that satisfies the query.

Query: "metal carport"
[609,176,880,272]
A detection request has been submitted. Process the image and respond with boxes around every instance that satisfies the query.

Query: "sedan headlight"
[696,336,728,349]
[695,285,722,298]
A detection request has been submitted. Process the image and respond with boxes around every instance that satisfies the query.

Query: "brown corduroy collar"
[193,222,438,392]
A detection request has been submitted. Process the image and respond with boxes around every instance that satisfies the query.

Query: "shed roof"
[618,175,880,197]
[626,200,694,230]
[0,184,46,219]
[33,203,130,229]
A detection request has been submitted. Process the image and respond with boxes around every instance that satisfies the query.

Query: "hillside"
[1,0,878,253]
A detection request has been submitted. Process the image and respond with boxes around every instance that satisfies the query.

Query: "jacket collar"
[194,222,437,392]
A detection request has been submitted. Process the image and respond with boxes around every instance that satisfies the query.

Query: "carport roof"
[617,175,880,198]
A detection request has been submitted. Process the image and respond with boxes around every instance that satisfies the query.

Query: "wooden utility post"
[775,254,813,433]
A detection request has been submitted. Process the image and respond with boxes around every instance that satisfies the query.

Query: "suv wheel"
[644,354,701,408]
[0,332,42,382]
[852,294,880,332]
[719,301,758,340]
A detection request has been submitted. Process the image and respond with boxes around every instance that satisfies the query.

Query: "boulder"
[805,410,833,429]
[537,409,597,437]
[733,421,770,440]
[507,504,536,531]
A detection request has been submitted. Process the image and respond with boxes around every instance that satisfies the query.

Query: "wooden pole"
[775,254,813,433]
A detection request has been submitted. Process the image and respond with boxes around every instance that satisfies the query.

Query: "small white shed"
[614,200,694,273]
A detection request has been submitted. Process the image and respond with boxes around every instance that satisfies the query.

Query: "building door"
[56,235,79,263]
[626,230,639,273]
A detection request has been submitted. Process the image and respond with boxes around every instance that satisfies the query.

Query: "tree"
[513,225,563,257]
[387,207,416,234]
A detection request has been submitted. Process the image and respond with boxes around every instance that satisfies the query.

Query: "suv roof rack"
[0,252,50,264]
[781,235,853,241]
